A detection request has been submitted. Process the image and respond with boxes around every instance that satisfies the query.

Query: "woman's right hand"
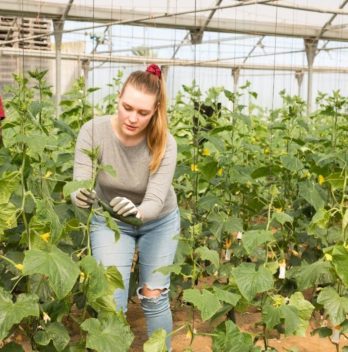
[71,188,96,208]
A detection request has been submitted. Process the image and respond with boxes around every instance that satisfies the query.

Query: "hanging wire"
[91,0,95,181]
[190,0,199,335]
[170,0,178,104]
[269,2,279,204]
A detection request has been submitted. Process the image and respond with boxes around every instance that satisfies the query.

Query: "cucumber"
[97,198,143,227]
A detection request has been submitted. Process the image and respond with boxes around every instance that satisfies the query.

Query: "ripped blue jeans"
[90,207,180,350]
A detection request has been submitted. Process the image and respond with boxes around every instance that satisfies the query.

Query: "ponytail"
[120,65,168,173]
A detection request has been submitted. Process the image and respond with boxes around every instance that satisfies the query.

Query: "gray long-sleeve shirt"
[73,115,177,222]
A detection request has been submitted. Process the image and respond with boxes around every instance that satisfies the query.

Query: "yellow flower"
[217,168,223,176]
[43,171,53,179]
[225,238,232,249]
[40,232,50,243]
[6,218,14,227]
[324,253,333,261]
[302,170,311,179]
[191,164,199,172]
[272,294,285,307]
[15,263,24,271]
[291,249,299,257]
[202,148,211,156]
[43,311,51,324]
[318,175,325,185]
[274,207,283,213]
[79,272,86,283]
[264,147,270,155]
[185,328,193,341]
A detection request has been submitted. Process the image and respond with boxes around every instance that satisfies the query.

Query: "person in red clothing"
[0,96,5,147]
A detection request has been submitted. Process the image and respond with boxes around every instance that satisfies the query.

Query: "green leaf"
[298,181,326,211]
[213,287,240,306]
[200,160,218,180]
[154,264,182,275]
[203,134,225,152]
[53,119,77,138]
[198,194,223,211]
[34,322,70,351]
[281,305,300,335]
[99,164,117,178]
[280,155,304,173]
[17,135,54,154]
[105,266,124,291]
[102,211,120,242]
[295,260,334,290]
[0,342,25,352]
[212,320,254,352]
[262,304,281,330]
[343,209,348,232]
[81,263,122,312]
[272,212,293,225]
[332,245,348,287]
[326,172,345,190]
[91,295,119,313]
[34,198,62,244]
[317,287,348,325]
[80,256,110,303]
[242,230,274,255]
[223,217,243,233]
[81,314,133,352]
[63,180,93,198]
[311,327,332,338]
[195,246,220,269]
[0,202,17,236]
[289,292,314,321]
[288,292,314,336]
[23,245,80,299]
[233,263,274,301]
[251,165,282,179]
[0,288,39,340]
[143,329,167,352]
[0,171,20,203]
[183,288,221,321]
[309,208,330,230]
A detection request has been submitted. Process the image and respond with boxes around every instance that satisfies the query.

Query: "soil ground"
[128,298,347,352]
[3,298,346,351]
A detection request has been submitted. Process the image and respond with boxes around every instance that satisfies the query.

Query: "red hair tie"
[0,97,5,120]
[146,64,161,79]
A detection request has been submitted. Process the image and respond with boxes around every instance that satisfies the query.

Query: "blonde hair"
[120,69,168,173]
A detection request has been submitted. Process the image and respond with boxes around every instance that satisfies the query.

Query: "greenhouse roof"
[1,0,348,112]
[2,1,348,40]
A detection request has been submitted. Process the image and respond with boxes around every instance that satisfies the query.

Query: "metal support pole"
[53,19,64,117]
[160,65,169,80]
[304,38,318,114]
[294,70,304,98]
[232,67,240,94]
[231,67,240,111]
[81,59,90,95]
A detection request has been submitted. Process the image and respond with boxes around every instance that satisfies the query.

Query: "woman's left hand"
[110,196,142,218]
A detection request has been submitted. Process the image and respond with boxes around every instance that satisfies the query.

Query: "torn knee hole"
[137,286,169,299]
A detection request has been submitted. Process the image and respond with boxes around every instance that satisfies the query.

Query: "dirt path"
[128,299,347,352]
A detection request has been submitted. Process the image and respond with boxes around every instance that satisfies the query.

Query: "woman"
[72,64,179,350]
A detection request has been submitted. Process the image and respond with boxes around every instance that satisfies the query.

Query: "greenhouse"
[0,1,347,351]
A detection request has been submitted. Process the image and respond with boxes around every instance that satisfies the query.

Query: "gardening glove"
[71,188,96,208]
[110,196,141,218]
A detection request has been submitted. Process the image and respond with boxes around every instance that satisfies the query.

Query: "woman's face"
[116,84,157,140]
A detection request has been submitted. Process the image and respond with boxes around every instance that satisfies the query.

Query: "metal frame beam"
[2,0,348,43]
[2,47,348,74]
[172,0,225,58]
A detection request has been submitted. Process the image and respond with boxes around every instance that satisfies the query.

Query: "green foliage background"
[0,71,347,351]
